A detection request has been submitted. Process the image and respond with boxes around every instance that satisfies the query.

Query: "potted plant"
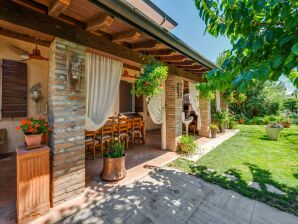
[101,139,126,181]
[178,135,197,155]
[16,116,50,148]
[265,123,283,141]
[210,124,218,138]
[132,60,168,102]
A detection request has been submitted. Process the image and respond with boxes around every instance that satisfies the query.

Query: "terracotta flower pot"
[239,119,245,124]
[101,155,127,181]
[24,134,43,148]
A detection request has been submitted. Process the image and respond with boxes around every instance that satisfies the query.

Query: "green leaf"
[272,56,282,69]
[291,43,298,55]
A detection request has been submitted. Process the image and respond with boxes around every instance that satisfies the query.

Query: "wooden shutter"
[135,95,144,112]
[119,80,132,113]
[1,59,27,118]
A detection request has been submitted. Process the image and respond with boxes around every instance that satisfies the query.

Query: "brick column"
[199,97,211,137]
[48,38,86,207]
[165,75,182,151]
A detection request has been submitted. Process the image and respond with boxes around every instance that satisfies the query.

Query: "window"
[119,80,132,113]
[1,59,27,118]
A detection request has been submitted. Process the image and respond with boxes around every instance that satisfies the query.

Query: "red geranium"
[16,116,51,135]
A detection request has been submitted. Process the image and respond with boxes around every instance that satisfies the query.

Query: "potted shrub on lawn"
[101,139,127,181]
[178,135,197,155]
[210,124,218,138]
[265,123,283,141]
[16,116,50,148]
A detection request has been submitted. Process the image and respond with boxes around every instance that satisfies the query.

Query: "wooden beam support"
[174,61,196,66]
[147,49,174,56]
[159,55,186,62]
[112,30,141,43]
[131,40,162,51]
[0,1,201,82]
[0,27,52,47]
[86,14,114,32]
[48,0,71,17]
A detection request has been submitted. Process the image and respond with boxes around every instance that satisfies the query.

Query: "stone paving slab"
[58,167,298,224]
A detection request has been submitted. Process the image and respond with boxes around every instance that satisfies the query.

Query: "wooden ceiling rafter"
[146,49,175,56]
[131,40,162,51]
[159,55,186,62]
[112,30,141,43]
[174,60,196,66]
[86,14,114,32]
[48,0,71,17]
[0,27,52,47]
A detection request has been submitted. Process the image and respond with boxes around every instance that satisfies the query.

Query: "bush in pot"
[178,135,197,155]
[16,116,51,148]
[101,139,126,181]
[210,124,218,138]
[280,116,292,128]
[265,123,283,141]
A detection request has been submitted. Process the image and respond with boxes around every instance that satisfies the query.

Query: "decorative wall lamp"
[67,53,82,92]
[30,83,42,104]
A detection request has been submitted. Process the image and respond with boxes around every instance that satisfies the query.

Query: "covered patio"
[0,0,220,223]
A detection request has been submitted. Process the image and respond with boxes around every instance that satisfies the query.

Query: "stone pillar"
[199,97,211,137]
[48,38,86,207]
[165,75,183,151]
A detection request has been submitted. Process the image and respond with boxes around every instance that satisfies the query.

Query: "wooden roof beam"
[86,14,114,32]
[48,0,71,17]
[159,55,186,62]
[174,61,196,66]
[131,40,162,51]
[112,30,141,43]
[147,49,175,56]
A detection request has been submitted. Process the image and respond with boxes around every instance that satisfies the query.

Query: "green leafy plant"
[215,110,230,126]
[210,123,218,130]
[105,139,125,158]
[194,0,298,93]
[133,60,168,101]
[179,135,197,155]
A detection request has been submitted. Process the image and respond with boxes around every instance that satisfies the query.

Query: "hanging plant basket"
[132,60,168,102]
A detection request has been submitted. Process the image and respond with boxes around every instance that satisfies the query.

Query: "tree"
[195,0,298,95]
[229,81,286,118]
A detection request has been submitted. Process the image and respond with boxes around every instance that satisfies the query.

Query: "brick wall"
[48,38,86,207]
[165,75,182,151]
[199,97,211,137]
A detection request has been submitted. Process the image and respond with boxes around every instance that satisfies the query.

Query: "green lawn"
[172,125,298,215]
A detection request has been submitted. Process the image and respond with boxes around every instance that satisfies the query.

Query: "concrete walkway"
[58,167,298,224]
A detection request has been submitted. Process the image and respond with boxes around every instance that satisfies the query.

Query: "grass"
[172,125,298,215]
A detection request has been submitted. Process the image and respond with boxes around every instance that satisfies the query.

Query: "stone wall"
[48,38,86,207]
[220,93,229,111]
[199,97,211,137]
[165,75,182,151]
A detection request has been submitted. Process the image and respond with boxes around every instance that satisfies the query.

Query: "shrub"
[289,114,298,124]
[179,135,197,155]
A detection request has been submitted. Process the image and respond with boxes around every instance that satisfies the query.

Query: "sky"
[150,0,231,63]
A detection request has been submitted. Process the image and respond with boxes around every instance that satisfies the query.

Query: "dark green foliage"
[195,0,298,95]
[132,60,168,101]
[105,139,125,158]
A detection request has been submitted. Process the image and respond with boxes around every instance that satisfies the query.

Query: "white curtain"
[216,90,221,111]
[147,83,166,149]
[85,53,123,131]
[189,82,201,130]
